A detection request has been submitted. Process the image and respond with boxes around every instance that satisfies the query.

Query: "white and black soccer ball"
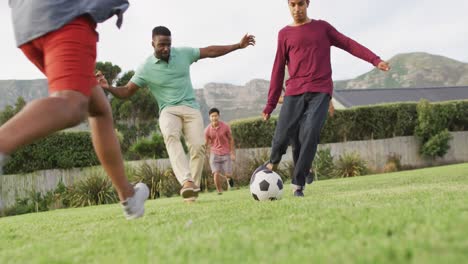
[250,169,283,201]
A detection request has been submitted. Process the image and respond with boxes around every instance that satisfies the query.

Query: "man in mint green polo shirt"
[102,26,255,201]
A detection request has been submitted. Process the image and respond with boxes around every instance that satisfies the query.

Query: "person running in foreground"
[101,26,255,202]
[1,1,149,219]
[261,0,390,197]
[205,108,236,195]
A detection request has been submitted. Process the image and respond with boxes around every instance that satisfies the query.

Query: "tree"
[0,96,26,125]
[111,71,159,122]
[0,105,15,125]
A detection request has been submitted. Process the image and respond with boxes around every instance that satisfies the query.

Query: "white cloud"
[1,0,467,87]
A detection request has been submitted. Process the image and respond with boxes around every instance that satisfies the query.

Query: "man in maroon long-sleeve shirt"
[261,0,390,197]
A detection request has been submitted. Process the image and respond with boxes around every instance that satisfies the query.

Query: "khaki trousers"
[159,105,206,186]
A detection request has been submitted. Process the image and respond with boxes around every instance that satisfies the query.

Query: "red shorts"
[19,16,98,97]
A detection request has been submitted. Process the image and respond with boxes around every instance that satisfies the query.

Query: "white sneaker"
[121,182,149,220]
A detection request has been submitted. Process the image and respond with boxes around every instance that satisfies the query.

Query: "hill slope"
[2,53,467,121]
[335,52,468,89]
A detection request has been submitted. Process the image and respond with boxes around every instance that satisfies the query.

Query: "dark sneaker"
[217,192,223,195]
[228,178,234,188]
[306,171,315,184]
[293,189,304,197]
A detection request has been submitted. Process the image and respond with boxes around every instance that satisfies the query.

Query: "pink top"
[205,121,232,155]
[263,19,382,114]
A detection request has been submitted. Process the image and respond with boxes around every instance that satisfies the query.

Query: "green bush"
[128,133,168,160]
[2,189,59,217]
[312,148,335,180]
[116,121,158,156]
[66,172,118,207]
[383,153,402,173]
[4,132,99,174]
[421,130,453,158]
[232,103,420,148]
[159,169,181,197]
[131,162,164,199]
[415,100,461,158]
[231,101,468,149]
[230,117,277,148]
[334,152,368,178]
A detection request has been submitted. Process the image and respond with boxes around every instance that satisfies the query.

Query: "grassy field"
[1,163,467,264]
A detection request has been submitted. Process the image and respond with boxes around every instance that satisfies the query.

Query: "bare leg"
[87,86,134,201]
[0,90,88,154]
[213,172,223,193]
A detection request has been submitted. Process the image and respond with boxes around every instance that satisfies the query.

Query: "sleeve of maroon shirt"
[263,32,287,115]
[325,21,382,67]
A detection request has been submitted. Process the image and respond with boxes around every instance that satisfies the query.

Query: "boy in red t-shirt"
[204,108,236,194]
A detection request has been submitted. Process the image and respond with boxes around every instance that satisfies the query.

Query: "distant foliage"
[232,101,468,148]
[415,100,459,158]
[0,96,26,125]
[4,132,99,174]
[128,133,168,160]
[230,117,278,148]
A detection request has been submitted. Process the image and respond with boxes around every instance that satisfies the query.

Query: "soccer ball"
[250,169,283,201]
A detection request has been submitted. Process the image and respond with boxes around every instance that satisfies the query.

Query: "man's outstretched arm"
[199,34,255,59]
[99,78,140,99]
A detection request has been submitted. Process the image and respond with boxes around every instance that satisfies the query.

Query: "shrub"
[128,133,168,160]
[231,101,468,149]
[230,117,277,148]
[131,162,163,199]
[334,152,368,178]
[3,190,56,217]
[421,130,453,158]
[312,148,335,180]
[66,171,118,207]
[4,132,99,174]
[415,100,457,158]
[383,153,402,173]
[159,169,181,197]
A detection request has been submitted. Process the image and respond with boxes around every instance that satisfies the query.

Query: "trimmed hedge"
[4,132,99,174]
[3,100,467,174]
[231,101,468,148]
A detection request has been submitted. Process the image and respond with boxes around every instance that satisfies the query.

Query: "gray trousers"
[269,92,330,188]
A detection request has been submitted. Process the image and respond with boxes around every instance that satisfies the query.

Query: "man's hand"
[239,34,256,49]
[278,96,284,104]
[95,71,110,89]
[328,101,335,117]
[377,61,390,71]
[262,112,270,121]
[230,153,236,162]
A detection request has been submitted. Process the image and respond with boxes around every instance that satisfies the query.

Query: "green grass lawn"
[1,163,468,264]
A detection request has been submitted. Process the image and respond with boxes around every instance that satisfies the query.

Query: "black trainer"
[306,171,315,184]
[228,178,234,188]
[293,189,304,197]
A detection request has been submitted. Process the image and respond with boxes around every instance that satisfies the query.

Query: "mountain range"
[1,52,467,122]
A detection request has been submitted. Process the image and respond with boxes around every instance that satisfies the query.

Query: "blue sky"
[1,0,467,88]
